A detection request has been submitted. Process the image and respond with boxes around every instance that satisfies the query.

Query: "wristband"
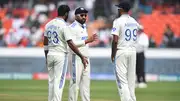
[74,40,85,47]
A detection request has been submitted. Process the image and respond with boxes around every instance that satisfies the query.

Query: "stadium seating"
[139,13,180,46]
[0,6,180,47]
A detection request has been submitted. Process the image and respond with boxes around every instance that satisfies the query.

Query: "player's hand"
[86,34,98,43]
[81,56,88,69]
[92,34,98,42]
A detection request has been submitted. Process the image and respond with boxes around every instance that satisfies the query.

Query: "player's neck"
[121,12,128,15]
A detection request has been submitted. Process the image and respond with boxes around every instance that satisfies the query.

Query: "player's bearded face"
[76,13,87,24]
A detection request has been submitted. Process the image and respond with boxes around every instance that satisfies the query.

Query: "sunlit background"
[0,0,180,101]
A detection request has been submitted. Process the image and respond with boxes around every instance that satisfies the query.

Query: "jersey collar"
[75,20,86,29]
[121,14,129,17]
[56,17,65,22]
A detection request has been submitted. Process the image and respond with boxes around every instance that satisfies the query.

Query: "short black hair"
[57,5,70,16]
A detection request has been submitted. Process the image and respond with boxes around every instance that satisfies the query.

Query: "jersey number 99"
[47,31,59,44]
[125,29,137,41]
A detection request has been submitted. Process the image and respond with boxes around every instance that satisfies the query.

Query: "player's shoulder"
[116,16,129,23]
[129,16,138,23]
[46,20,66,31]
[45,19,54,28]
[112,18,121,25]
[128,16,140,27]
[55,19,67,26]
[114,17,122,22]
[69,21,77,28]
[45,19,56,27]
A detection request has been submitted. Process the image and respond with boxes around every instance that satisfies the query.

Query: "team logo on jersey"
[112,28,116,32]
[80,8,84,10]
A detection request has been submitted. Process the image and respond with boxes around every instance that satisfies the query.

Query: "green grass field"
[0,80,180,101]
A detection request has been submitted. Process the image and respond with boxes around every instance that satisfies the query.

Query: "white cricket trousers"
[68,54,90,101]
[114,50,136,101]
[47,53,68,101]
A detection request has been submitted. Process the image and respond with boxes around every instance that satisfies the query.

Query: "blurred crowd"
[0,0,180,48]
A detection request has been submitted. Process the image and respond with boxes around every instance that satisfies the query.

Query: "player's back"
[44,18,68,54]
[114,14,139,50]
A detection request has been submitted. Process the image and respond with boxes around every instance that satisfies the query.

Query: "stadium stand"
[0,0,179,48]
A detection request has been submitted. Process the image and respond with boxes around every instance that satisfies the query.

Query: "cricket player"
[65,7,97,101]
[44,5,88,101]
[111,1,140,101]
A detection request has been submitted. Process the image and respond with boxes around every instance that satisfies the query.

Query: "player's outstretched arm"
[85,34,98,44]
[111,35,118,62]
[67,39,88,69]
[73,34,98,47]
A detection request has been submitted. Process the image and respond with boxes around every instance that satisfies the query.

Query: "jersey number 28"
[125,29,137,41]
[47,31,59,44]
